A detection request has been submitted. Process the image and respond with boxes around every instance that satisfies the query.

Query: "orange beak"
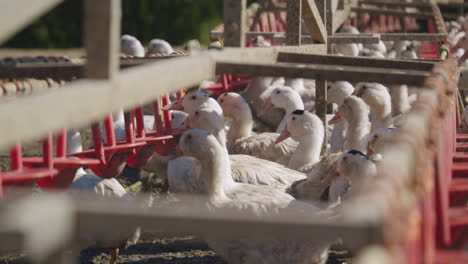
[321,167,340,184]
[328,113,341,125]
[258,97,274,117]
[275,125,291,144]
[162,99,184,111]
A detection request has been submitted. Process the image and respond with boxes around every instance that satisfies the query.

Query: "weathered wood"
[0,0,62,44]
[379,33,447,41]
[74,193,382,246]
[326,0,333,35]
[351,7,435,18]
[216,62,431,85]
[359,0,433,9]
[223,0,246,47]
[302,0,327,43]
[277,53,436,71]
[328,34,380,44]
[316,79,328,154]
[85,0,120,80]
[286,0,302,45]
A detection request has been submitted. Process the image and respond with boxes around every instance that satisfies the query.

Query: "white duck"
[217,92,298,166]
[354,82,393,133]
[147,39,174,55]
[67,128,150,264]
[333,43,360,57]
[120,35,144,57]
[329,96,370,153]
[259,86,305,133]
[284,78,316,111]
[178,128,332,264]
[327,81,355,153]
[172,107,306,190]
[164,90,223,116]
[367,127,397,159]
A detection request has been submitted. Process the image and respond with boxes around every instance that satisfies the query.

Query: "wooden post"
[318,0,328,154]
[223,0,246,47]
[85,0,121,80]
[286,0,302,46]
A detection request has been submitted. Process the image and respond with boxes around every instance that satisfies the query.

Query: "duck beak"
[171,117,190,135]
[321,167,340,184]
[328,113,341,124]
[162,100,184,111]
[258,97,274,117]
[275,125,291,144]
[367,145,374,156]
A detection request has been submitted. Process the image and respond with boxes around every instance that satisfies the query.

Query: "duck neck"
[345,116,370,153]
[370,103,392,131]
[390,85,410,116]
[200,143,233,201]
[288,132,323,170]
[226,105,253,143]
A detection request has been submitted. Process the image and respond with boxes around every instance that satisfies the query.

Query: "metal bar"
[328,34,380,44]
[277,53,436,71]
[84,0,120,80]
[0,0,62,44]
[223,0,246,47]
[287,0,302,46]
[351,7,435,18]
[216,62,431,85]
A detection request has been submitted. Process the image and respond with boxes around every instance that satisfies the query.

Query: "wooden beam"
[0,0,62,44]
[223,0,246,47]
[328,34,380,44]
[73,193,383,247]
[277,53,436,71]
[351,7,435,18]
[84,0,120,80]
[216,62,431,85]
[359,0,433,9]
[286,0,302,45]
[379,33,447,41]
[302,0,327,43]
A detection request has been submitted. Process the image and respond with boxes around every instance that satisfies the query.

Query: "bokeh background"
[1,0,258,49]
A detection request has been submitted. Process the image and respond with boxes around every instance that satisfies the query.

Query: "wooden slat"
[85,0,120,80]
[0,0,62,44]
[277,53,436,71]
[328,34,380,44]
[216,62,431,85]
[286,0,302,45]
[223,0,246,47]
[302,0,327,43]
[351,7,435,18]
[73,193,383,247]
[379,33,447,41]
[359,0,433,8]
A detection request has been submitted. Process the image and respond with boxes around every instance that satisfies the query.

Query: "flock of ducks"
[59,18,468,263]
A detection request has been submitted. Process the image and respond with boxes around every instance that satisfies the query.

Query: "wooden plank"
[316,79,328,154]
[328,34,380,44]
[302,0,327,43]
[277,53,436,71]
[333,8,352,33]
[359,0,433,9]
[223,0,246,47]
[216,62,431,85]
[0,0,62,44]
[379,33,447,41]
[287,0,302,45]
[351,7,435,18]
[85,0,120,80]
[73,193,383,246]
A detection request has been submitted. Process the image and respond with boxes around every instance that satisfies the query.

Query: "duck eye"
[171,114,174,119]
[220,99,224,103]
[362,85,367,90]
[374,135,378,139]
[343,157,348,161]
[191,95,196,100]
[195,111,199,115]
[292,117,296,121]
[276,90,280,94]
[187,134,192,140]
